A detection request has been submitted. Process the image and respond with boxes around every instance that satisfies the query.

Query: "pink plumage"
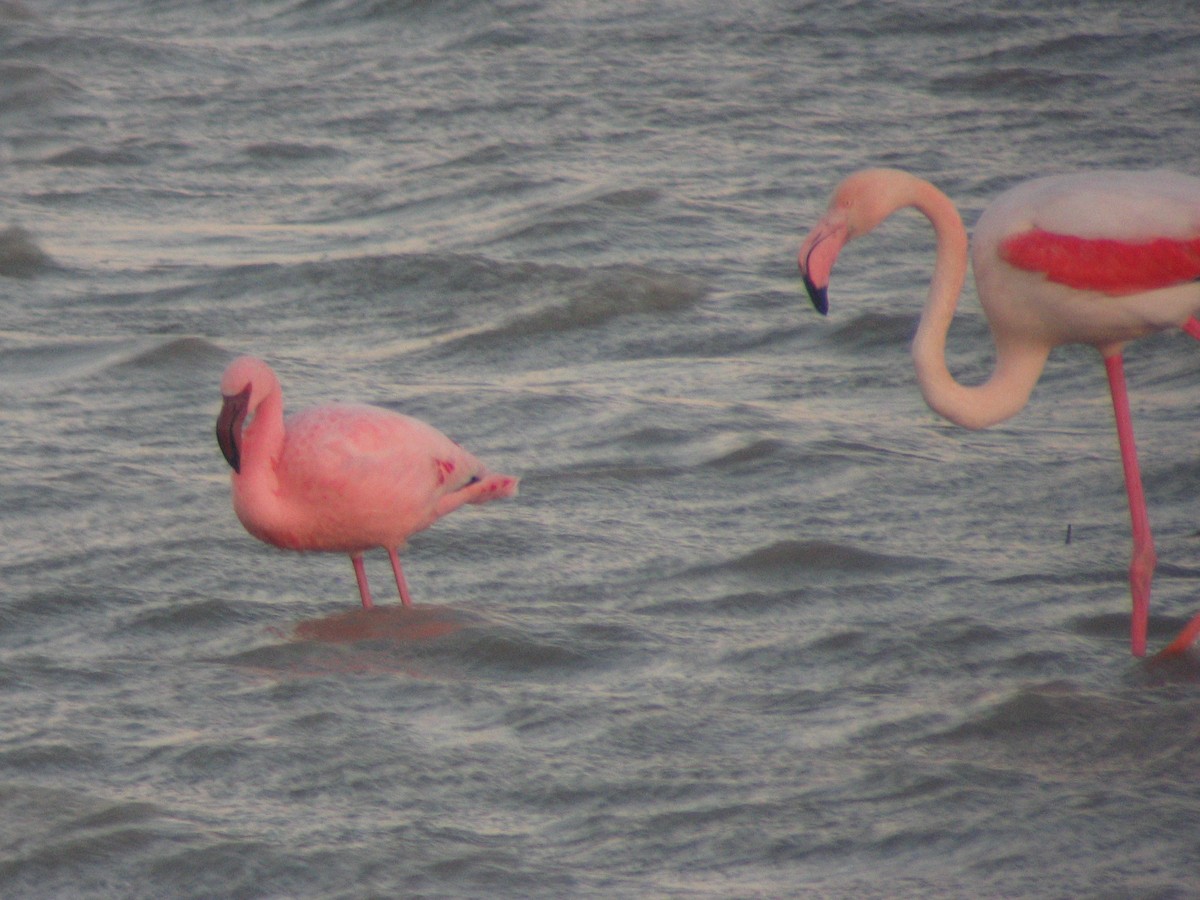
[216,355,518,609]
[798,168,1200,657]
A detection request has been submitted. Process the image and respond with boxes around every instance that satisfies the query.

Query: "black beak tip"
[802,273,829,316]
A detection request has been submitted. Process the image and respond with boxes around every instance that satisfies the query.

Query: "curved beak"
[802,269,829,316]
[216,385,251,473]
[798,216,849,317]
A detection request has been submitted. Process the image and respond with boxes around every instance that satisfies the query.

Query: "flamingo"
[216,355,518,609]
[797,168,1200,656]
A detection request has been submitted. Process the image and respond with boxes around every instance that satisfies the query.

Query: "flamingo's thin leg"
[387,548,413,608]
[1105,353,1153,657]
[351,553,374,610]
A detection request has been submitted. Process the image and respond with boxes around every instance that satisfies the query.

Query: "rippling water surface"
[2,1,1200,897]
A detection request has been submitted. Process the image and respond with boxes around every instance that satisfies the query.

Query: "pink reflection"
[292,604,467,644]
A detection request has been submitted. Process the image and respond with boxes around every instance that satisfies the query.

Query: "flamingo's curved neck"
[236,387,286,510]
[905,178,1048,430]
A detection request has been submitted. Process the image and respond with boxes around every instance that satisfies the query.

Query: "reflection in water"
[292,604,469,644]
[229,605,479,679]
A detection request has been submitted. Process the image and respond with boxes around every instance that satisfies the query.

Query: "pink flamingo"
[798,168,1200,656]
[216,355,518,609]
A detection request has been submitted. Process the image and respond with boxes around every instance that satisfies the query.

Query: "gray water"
[2,1,1200,897]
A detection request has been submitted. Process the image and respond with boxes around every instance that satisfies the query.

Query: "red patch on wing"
[434,458,456,486]
[1000,229,1200,294]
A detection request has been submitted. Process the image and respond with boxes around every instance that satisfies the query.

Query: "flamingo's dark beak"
[802,270,828,316]
[798,216,848,317]
[216,384,251,473]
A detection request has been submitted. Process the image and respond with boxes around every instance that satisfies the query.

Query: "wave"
[264,0,519,33]
[109,335,229,371]
[0,225,53,278]
[681,539,932,581]
[0,334,226,390]
[476,264,705,343]
[732,538,930,574]
[238,141,348,172]
[0,1,35,22]
[252,252,712,358]
[0,61,81,116]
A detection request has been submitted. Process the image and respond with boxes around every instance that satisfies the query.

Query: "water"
[2,1,1200,896]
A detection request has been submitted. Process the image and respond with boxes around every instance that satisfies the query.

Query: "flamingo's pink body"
[798,168,1200,656]
[216,355,518,608]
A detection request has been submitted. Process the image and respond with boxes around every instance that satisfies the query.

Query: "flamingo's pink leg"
[350,553,374,609]
[1105,353,1153,657]
[1183,316,1200,341]
[1159,612,1200,657]
[387,548,413,608]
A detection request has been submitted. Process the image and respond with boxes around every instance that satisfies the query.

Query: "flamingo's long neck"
[905,178,1048,431]
[234,386,288,529]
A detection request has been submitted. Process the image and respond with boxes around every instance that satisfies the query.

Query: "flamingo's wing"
[992,171,1200,295]
[1000,229,1200,294]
